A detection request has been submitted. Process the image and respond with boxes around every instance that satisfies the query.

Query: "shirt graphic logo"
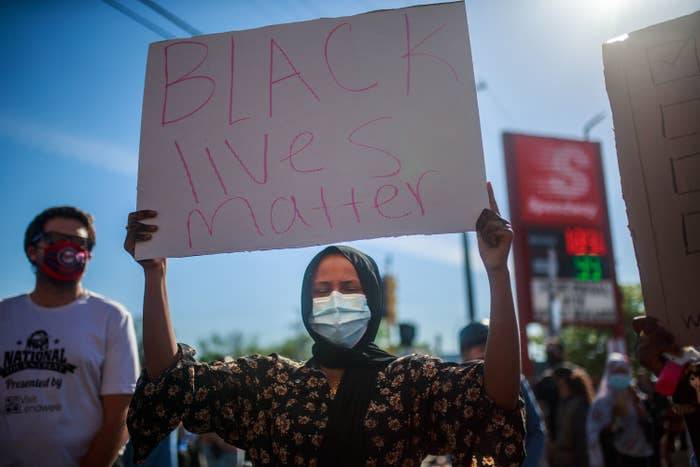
[5,395,22,414]
[1,330,77,377]
[4,394,62,415]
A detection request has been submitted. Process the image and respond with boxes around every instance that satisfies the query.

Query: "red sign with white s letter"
[511,135,605,226]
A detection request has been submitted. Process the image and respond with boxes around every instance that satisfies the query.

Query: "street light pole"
[583,111,606,140]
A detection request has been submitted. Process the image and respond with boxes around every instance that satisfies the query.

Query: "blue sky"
[1,0,697,356]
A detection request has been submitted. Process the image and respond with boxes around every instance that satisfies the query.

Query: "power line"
[102,0,176,39]
[137,0,202,36]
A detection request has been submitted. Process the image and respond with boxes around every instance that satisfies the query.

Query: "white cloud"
[354,233,483,267]
[0,115,137,177]
[355,232,517,273]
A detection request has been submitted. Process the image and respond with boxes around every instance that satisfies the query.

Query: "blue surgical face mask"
[309,291,371,348]
[607,374,632,390]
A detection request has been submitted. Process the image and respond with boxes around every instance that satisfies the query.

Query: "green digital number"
[573,255,602,281]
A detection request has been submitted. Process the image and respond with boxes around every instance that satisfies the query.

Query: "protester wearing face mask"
[0,206,139,467]
[124,184,526,466]
[586,352,654,467]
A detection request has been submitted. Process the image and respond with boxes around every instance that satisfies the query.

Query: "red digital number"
[565,227,607,256]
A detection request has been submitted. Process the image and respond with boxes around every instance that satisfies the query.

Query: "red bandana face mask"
[40,240,91,282]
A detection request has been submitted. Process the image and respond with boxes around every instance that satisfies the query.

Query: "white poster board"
[603,10,700,345]
[136,1,487,259]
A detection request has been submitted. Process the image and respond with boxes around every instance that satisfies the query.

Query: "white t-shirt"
[0,292,139,467]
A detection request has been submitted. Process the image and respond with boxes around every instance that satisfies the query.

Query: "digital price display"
[564,227,607,256]
[572,255,603,281]
[528,226,611,282]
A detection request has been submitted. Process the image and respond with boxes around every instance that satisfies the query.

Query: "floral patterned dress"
[127,344,525,466]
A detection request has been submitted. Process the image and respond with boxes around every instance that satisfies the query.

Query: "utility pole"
[462,233,476,322]
[547,247,561,337]
[463,80,489,323]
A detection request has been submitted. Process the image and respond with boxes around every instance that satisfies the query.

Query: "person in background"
[178,426,203,467]
[635,368,669,467]
[534,337,568,441]
[633,316,700,467]
[586,353,654,467]
[121,429,179,467]
[549,365,594,467]
[459,321,546,467]
[0,206,139,467]
[396,322,419,357]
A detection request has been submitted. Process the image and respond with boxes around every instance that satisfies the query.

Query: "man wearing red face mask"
[0,206,139,467]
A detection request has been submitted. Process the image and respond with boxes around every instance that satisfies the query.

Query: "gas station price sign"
[504,133,621,327]
[528,226,611,281]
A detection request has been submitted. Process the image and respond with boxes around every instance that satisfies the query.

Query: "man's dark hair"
[24,206,96,264]
[553,364,594,404]
[459,322,489,354]
[545,337,566,366]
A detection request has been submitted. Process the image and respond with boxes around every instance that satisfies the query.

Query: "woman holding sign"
[124,183,524,466]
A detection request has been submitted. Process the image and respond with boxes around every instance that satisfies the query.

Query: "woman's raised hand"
[124,210,165,270]
[477,183,519,409]
[476,182,513,273]
[125,210,176,375]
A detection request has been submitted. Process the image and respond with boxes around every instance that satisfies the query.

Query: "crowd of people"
[1,202,698,467]
[455,324,699,467]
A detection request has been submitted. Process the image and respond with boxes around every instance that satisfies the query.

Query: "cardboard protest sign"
[136,1,487,259]
[603,10,700,345]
